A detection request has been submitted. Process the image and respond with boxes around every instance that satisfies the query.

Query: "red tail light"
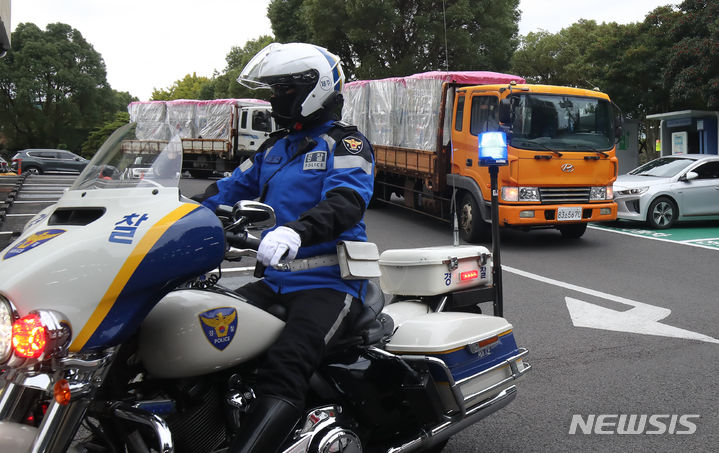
[12,314,47,358]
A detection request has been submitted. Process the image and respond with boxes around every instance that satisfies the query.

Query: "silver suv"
[11,149,88,175]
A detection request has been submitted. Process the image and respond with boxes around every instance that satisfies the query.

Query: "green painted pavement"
[591,220,719,249]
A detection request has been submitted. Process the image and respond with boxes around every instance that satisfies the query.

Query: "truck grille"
[539,187,590,204]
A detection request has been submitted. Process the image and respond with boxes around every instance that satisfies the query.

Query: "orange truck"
[342,71,620,241]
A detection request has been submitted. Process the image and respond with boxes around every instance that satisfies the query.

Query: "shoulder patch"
[342,136,364,154]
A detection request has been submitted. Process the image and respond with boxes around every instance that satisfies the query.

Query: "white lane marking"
[503,265,719,344]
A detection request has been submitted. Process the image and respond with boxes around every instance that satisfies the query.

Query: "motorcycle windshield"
[71,122,183,191]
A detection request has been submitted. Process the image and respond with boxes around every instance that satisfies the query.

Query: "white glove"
[257,226,302,267]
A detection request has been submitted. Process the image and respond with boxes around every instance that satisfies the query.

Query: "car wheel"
[23,166,41,175]
[558,223,587,239]
[458,192,490,243]
[647,196,677,229]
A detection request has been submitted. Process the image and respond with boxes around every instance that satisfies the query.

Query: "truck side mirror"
[613,103,624,142]
[499,99,511,124]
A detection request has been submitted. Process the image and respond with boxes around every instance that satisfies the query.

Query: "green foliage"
[510,3,719,115]
[80,111,130,158]
[269,0,520,80]
[664,0,719,109]
[0,23,131,152]
[151,73,214,101]
[212,35,274,100]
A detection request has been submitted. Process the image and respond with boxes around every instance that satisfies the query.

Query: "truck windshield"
[508,94,614,152]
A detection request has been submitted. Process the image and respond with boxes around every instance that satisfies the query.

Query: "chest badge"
[303,151,327,170]
[199,307,238,351]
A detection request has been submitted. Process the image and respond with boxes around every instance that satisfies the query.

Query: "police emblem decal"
[199,307,238,351]
[303,151,327,170]
[342,137,363,154]
[3,229,66,260]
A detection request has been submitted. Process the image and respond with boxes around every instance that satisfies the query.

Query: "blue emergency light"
[478,131,508,166]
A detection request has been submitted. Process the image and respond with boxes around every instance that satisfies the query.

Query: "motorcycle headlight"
[0,295,18,364]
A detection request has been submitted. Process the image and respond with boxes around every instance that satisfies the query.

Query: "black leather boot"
[229,395,301,453]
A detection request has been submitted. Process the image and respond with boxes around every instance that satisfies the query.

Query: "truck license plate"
[557,207,582,221]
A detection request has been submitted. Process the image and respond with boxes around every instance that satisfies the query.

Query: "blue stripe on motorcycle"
[72,205,224,351]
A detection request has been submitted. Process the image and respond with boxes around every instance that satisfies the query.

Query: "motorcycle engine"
[162,378,227,453]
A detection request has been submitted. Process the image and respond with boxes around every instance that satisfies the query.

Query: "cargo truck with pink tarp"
[342,71,620,241]
[127,98,276,178]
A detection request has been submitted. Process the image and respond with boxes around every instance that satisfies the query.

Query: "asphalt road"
[186,178,719,452]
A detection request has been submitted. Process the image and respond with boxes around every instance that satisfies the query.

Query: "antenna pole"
[442,0,449,71]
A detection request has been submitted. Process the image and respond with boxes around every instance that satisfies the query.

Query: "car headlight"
[615,186,648,197]
[502,186,540,202]
[590,186,614,201]
[0,295,18,364]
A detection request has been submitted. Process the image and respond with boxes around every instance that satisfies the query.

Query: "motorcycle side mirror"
[233,201,276,229]
[214,204,234,226]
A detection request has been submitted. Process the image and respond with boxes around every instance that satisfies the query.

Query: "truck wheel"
[368,187,385,209]
[558,223,587,239]
[458,193,489,243]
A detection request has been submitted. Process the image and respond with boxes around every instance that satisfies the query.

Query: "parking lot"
[591,221,719,250]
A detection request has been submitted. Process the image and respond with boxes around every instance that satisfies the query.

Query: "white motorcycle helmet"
[238,42,345,128]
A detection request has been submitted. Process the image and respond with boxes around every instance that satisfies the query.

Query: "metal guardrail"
[0,174,76,250]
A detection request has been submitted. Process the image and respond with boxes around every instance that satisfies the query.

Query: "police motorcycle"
[0,123,530,453]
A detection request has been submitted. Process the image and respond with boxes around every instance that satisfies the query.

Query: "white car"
[613,154,719,229]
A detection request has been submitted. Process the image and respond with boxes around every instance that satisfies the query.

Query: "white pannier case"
[378,245,492,296]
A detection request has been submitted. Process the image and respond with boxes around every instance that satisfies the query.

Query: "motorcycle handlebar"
[224,230,266,277]
[225,231,260,250]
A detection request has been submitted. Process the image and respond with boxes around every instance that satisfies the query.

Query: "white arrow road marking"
[565,297,719,344]
[503,265,719,344]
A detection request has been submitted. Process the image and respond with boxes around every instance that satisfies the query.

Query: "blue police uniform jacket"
[203,120,375,301]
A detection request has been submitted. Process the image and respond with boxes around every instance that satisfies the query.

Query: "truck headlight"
[502,186,539,202]
[519,187,540,201]
[590,186,613,201]
[0,295,18,364]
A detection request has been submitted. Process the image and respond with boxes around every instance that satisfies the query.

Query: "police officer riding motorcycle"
[199,42,376,453]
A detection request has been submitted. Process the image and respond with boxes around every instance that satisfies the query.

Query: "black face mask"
[270,91,297,129]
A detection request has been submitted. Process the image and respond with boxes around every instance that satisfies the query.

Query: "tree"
[0,23,130,152]
[510,18,680,120]
[269,0,520,80]
[510,30,572,85]
[212,35,274,100]
[80,111,130,158]
[151,73,214,101]
[664,0,719,109]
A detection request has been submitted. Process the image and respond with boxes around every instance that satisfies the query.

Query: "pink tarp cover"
[345,70,525,87]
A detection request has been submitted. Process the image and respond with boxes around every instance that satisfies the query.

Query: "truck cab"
[450,84,619,240]
[236,106,276,154]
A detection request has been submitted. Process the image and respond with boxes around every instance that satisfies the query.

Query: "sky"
[11,0,682,101]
